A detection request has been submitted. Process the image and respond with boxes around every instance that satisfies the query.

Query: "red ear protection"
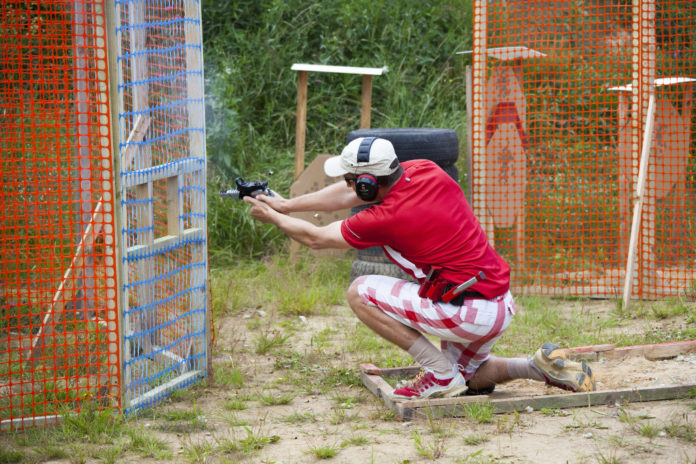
[355,137,379,201]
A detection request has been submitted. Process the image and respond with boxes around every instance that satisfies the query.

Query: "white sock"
[506,357,545,381]
[407,335,454,378]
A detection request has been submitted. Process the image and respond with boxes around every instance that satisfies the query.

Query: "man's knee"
[346,278,364,313]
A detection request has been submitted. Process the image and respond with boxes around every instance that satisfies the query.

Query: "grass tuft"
[308,444,340,459]
[462,401,495,424]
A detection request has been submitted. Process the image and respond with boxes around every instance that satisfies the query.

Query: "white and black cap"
[324,137,400,177]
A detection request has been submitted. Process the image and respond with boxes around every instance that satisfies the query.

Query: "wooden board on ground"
[289,154,351,258]
[360,341,696,420]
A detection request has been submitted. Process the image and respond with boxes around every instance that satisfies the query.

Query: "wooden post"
[465,65,473,202]
[622,93,656,309]
[360,74,372,129]
[184,0,209,377]
[291,64,387,180]
[472,0,493,244]
[294,70,308,180]
[106,0,126,408]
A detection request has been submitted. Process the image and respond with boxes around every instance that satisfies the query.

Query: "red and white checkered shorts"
[354,275,515,380]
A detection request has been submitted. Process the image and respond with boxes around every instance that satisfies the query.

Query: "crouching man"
[244,137,595,399]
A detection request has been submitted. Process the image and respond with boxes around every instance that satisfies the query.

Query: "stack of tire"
[347,128,459,281]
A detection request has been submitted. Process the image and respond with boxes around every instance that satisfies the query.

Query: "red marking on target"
[484,101,527,228]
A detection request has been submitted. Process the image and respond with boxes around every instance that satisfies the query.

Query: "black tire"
[346,128,459,167]
[442,164,459,183]
[347,128,459,279]
[350,259,414,282]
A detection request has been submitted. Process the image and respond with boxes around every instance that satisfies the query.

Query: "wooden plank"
[166,175,180,236]
[622,92,657,309]
[126,227,204,257]
[183,6,207,374]
[396,383,696,420]
[184,0,205,159]
[121,158,204,187]
[465,65,473,201]
[565,344,617,361]
[360,363,381,375]
[291,63,387,75]
[359,370,404,417]
[106,0,126,408]
[294,70,308,180]
[360,75,372,129]
[361,341,696,419]
[472,0,493,244]
[604,340,696,360]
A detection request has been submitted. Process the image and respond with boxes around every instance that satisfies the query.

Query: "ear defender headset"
[355,137,380,201]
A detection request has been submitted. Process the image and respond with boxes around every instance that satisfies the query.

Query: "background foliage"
[201,0,474,262]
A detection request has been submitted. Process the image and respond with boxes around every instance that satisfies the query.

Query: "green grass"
[664,421,696,442]
[215,364,245,388]
[223,398,248,411]
[258,392,295,406]
[0,448,24,463]
[462,433,490,446]
[210,254,352,318]
[279,412,317,424]
[462,401,495,424]
[412,429,447,460]
[341,435,369,447]
[307,444,340,459]
[238,426,280,455]
[125,427,173,459]
[254,330,290,355]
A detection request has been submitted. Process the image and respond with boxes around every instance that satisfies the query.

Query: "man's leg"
[347,276,595,395]
[466,349,596,393]
[466,356,544,390]
[347,277,467,399]
[346,278,420,351]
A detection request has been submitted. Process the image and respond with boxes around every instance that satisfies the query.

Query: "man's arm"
[257,181,369,214]
[244,196,351,249]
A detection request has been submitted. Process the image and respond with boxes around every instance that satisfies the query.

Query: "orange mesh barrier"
[471,0,696,299]
[1,0,120,429]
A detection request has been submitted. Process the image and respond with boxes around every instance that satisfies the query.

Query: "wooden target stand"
[609,77,696,305]
[360,340,696,420]
[289,63,387,258]
[460,47,546,270]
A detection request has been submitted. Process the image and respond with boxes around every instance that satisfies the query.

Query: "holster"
[418,269,486,305]
[417,266,451,302]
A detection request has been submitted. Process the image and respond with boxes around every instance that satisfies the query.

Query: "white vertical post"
[622,93,656,309]
[184,0,209,376]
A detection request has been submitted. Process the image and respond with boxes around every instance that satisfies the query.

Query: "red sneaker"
[392,368,467,400]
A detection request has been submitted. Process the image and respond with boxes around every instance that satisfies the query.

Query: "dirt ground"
[167,301,696,464]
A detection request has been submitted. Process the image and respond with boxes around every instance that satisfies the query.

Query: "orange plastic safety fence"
[472,0,696,299]
[0,1,119,430]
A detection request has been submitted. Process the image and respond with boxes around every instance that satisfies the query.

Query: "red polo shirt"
[341,159,510,299]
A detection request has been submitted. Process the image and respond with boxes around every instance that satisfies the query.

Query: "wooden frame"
[290,63,387,179]
[360,341,696,420]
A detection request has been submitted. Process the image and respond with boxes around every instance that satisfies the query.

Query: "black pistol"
[219,177,274,200]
